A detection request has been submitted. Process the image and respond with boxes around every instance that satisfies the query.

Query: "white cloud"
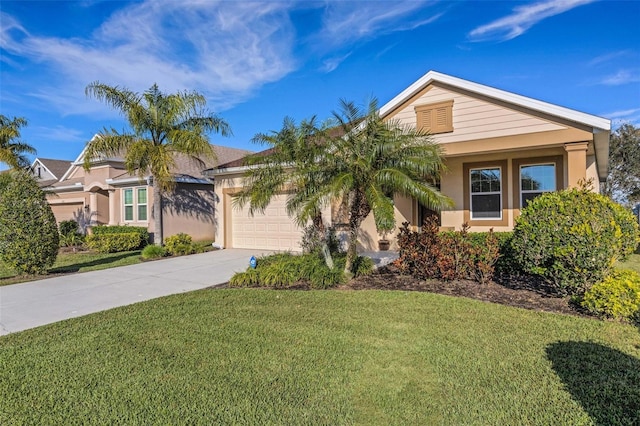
[320,52,352,73]
[588,50,633,67]
[318,1,441,48]
[468,0,594,42]
[600,70,640,86]
[1,1,298,115]
[30,125,87,143]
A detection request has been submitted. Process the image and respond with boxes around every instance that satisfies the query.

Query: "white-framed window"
[470,167,502,220]
[123,187,148,222]
[520,163,555,208]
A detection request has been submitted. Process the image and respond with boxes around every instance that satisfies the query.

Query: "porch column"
[564,142,589,188]
[108,189,116,225]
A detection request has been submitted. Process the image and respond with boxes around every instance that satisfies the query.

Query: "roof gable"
[380,71,611,131]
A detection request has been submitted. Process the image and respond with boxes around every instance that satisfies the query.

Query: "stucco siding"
[163,183,216,241]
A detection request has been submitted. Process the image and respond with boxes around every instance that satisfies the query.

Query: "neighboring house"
[207,71,611,252]
[34,140,251,242]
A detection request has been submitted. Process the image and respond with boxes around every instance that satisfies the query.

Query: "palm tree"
[0,115,36,169]
[84,82,231,245]
[233,117,335,264]
[317,99,452,274]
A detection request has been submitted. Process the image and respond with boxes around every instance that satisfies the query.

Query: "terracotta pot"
[378,239,390,251]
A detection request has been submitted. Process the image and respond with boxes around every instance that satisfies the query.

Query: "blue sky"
[1,0,639,169]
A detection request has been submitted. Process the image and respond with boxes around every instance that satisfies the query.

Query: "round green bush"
[581,270,640,321]
[164,233,195,256]
[0,170,59,274]
[511,187,640,295]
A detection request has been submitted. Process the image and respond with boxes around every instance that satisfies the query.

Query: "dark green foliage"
[511,187,640,295]
[86,233,142,253]
[58,220,84,248]
[396,218,501,284]
[351,256,375,277]
[0,170,58,274]
[59,220,79,237]
[141,244,167,260]
[601,123,640,205]
[92,225,149,248]
[580,269,640,321]
[227,252,375,289]
[164,233,195,256]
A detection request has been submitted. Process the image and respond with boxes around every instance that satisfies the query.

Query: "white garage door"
[231,194,303,251]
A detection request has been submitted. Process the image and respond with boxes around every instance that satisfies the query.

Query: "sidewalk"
[0,249,263,336]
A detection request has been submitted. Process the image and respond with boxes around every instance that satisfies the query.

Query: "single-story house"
[207,70,611,252]
[33,142,251,242]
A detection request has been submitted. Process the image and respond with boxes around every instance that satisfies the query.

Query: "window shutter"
[415,100,454,134]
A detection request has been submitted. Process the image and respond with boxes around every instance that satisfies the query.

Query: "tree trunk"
[153,179,163,245]
[344,191,370,276]
[312,211,334,269]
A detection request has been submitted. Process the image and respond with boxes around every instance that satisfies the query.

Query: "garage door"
[231,194,303,251]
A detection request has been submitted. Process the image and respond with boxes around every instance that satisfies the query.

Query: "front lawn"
[1,289,638,425]
[0,250,142,285]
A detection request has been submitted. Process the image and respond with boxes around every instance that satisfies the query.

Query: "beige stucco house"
[34,142,250,242]
[208,71,611,252]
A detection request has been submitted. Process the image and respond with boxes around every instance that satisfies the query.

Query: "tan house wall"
[163,183,216,241]
[46,191,87,224]
[387,84,568,143]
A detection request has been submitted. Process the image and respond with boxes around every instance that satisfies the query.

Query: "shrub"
[581,270,640,321]
[229,268,259,287]
[59,220,79,237]
[228,252,348,289]
[58,220,84,248]
[351,255,375,277]
[141,244,167,260]
[0,170,59,274]
[396,218,502,284]
[164,233,195,256]
[86,233,142,253]
[511,187,640,295]
[91,225,149,248]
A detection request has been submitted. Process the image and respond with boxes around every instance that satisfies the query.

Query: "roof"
[380,71,611,180]
[36,158,72,179]
[379,70,611,131]
[104,144,252,185]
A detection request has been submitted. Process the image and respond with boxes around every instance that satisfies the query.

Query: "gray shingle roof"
[38,158,72,179]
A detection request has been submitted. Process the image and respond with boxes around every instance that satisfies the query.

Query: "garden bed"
[343,266,582,317]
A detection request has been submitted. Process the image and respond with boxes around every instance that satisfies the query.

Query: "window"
[137,188,148,221]
[520,164,555,208]
[463,160,508,226]
[123,187,147,222]
[512,156,563,211]
[415,100,453,134]
[470,167,502,219]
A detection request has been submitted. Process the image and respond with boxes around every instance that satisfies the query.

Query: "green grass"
[0,250,142,285]
[619,253,640,273]
[1,290,638,425]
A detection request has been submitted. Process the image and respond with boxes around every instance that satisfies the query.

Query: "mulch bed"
[341,265,585,317]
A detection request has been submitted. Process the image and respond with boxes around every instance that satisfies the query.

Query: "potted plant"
[377,225,394,251]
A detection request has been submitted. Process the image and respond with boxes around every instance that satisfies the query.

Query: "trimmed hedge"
[91,225,149,248]
[86,233,142,253]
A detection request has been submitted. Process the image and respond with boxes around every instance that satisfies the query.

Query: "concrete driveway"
[0,249,264,336]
